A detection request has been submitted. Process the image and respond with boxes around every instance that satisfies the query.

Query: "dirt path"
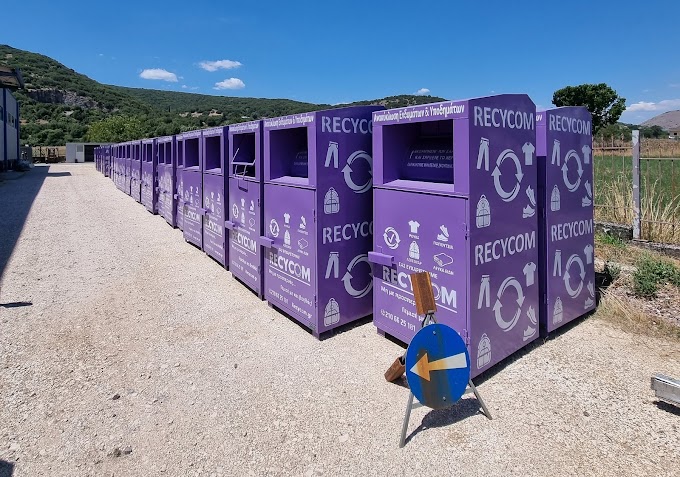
[1,164,678,477]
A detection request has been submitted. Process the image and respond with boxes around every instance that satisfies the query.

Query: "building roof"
[0,66,24,90]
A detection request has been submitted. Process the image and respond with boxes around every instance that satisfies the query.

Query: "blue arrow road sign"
[405,323,471,410]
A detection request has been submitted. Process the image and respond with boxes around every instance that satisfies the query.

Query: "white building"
[65,142,113,163]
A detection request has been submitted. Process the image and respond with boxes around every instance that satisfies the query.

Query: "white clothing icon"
[551,139,561,166]
[478,275,490,309]
[300,216,306,230]
[477,138,489,171]
[408,220,420,234]
[324,188,340,214]
[250,200,255,211]
[324,299,340,326]
[437,225,449,242]
[477,334,491,369]
[582,145,592,165]
[551,185,561,212]
[325,141,339,169]
[326,252,339,279]
[523,262,537,286]
[241,198,245,208]
[409,241,420,260]
[476,195,491,228]
[284,230,291,246]
[553,249,562,277]
[522,142,535,166]
[283,213,290,224]
[553,297,563,324]
[584,244,594,264]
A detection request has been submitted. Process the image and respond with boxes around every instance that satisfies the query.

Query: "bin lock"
[199,208,209,216]
[368,251,395,267]
[259,236,275,249]
[225,220,237,230]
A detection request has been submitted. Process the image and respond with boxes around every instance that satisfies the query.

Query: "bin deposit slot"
[269,127,308,180]
[177,139,184,167]
[232,132,256,177]
[204,135,222,172]
[383,119,454,184]
[185,138,200,169]
[143,143,152,162]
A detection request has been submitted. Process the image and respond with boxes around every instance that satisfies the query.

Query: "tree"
[86,116,144,142]
[552,83,626,133]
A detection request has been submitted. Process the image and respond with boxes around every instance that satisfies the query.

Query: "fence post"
[632,130,641,240]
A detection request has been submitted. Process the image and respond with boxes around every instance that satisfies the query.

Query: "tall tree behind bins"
[552,83,626,134]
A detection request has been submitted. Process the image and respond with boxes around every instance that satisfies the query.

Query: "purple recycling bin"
[261,106,383,337]
[115,145,123,190]
[104,146,111,177]
[131,140,143,202]
[202,126,229,267]
[182,130,203,248]
[157,135,177,227]
[175,135,185,231]
[124,142,132,196]
[141,138,158,213]
[370,95,539,378]
[226,120,264,297]
[537,107,595,335]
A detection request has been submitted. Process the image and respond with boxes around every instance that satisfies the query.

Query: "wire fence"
[594,133,680,244]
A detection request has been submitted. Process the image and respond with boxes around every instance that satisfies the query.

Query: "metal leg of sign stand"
[464,379,492,420]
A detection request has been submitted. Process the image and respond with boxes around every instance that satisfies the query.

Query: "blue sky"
[3,0,679,123]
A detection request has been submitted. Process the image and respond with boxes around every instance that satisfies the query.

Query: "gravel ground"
[1,164,679,477]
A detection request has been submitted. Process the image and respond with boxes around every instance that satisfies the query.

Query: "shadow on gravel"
[655,401,680,415]
[0,165,50,284]
[404,398,486,445]
[46,171,71,177]
[0,301,32,308]
[0,460,15,477]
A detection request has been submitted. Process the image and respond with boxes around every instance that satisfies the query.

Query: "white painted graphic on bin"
[284,230,291,246]
[551,185,561,211]
[476,195,491,228]
[437,225,450,242]
[477,333,491,369]
[269,219,280,238]
[323,188,340,214]
[298,238,308,250]
[523,262,536,286]
[523,185,536,218]
[584,244,594,264]
[325,141,339,169]
[522,142,535,166]
[325,252,339,279]
[494,276,524,332]
[409,241,420,260]
[434,253,453,267]
[492,149,523,202]
[478,275,491,309]
[582,145,592,164]
[342,150,373,194]
[564,254,585,298]
[477,138,489,171]
[523,306,537,341]
[582,180,593,207]
[324,298,340,326]
[232,203,239,219]
[343,254,372,298]
[383,227,400,250]
[553,249,562,277]
[553,297,563,324]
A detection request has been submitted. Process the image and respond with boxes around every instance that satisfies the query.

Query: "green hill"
[0,44,447,145]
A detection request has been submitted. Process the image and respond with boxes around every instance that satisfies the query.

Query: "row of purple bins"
[95,94,594,378]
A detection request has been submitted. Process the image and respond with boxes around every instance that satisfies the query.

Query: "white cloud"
[414,88,430,96]
[214,78,245,90]
[670,83,680,88]
[181,85,188,89]
[626,99,680,112]
[139,68,178,82]
[199,60,242,72]
[98,53,104,57]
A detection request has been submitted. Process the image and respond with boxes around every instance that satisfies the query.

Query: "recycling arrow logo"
[493,276,524,332]
[383,227,400,250]
[563,254,585,298]
[562,150,583,192]
[342,254,372,298]
[492,149,523,202]
[342,150,373,194]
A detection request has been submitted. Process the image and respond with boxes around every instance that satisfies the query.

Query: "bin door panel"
[182,170,203,248]
[229,178,264,295]
[176,169,184,230]
[263,184,317,329]
[372,189,468,344]
[202,174,227,266]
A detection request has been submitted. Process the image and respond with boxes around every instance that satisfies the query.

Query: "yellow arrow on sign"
[410,352,467,381]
